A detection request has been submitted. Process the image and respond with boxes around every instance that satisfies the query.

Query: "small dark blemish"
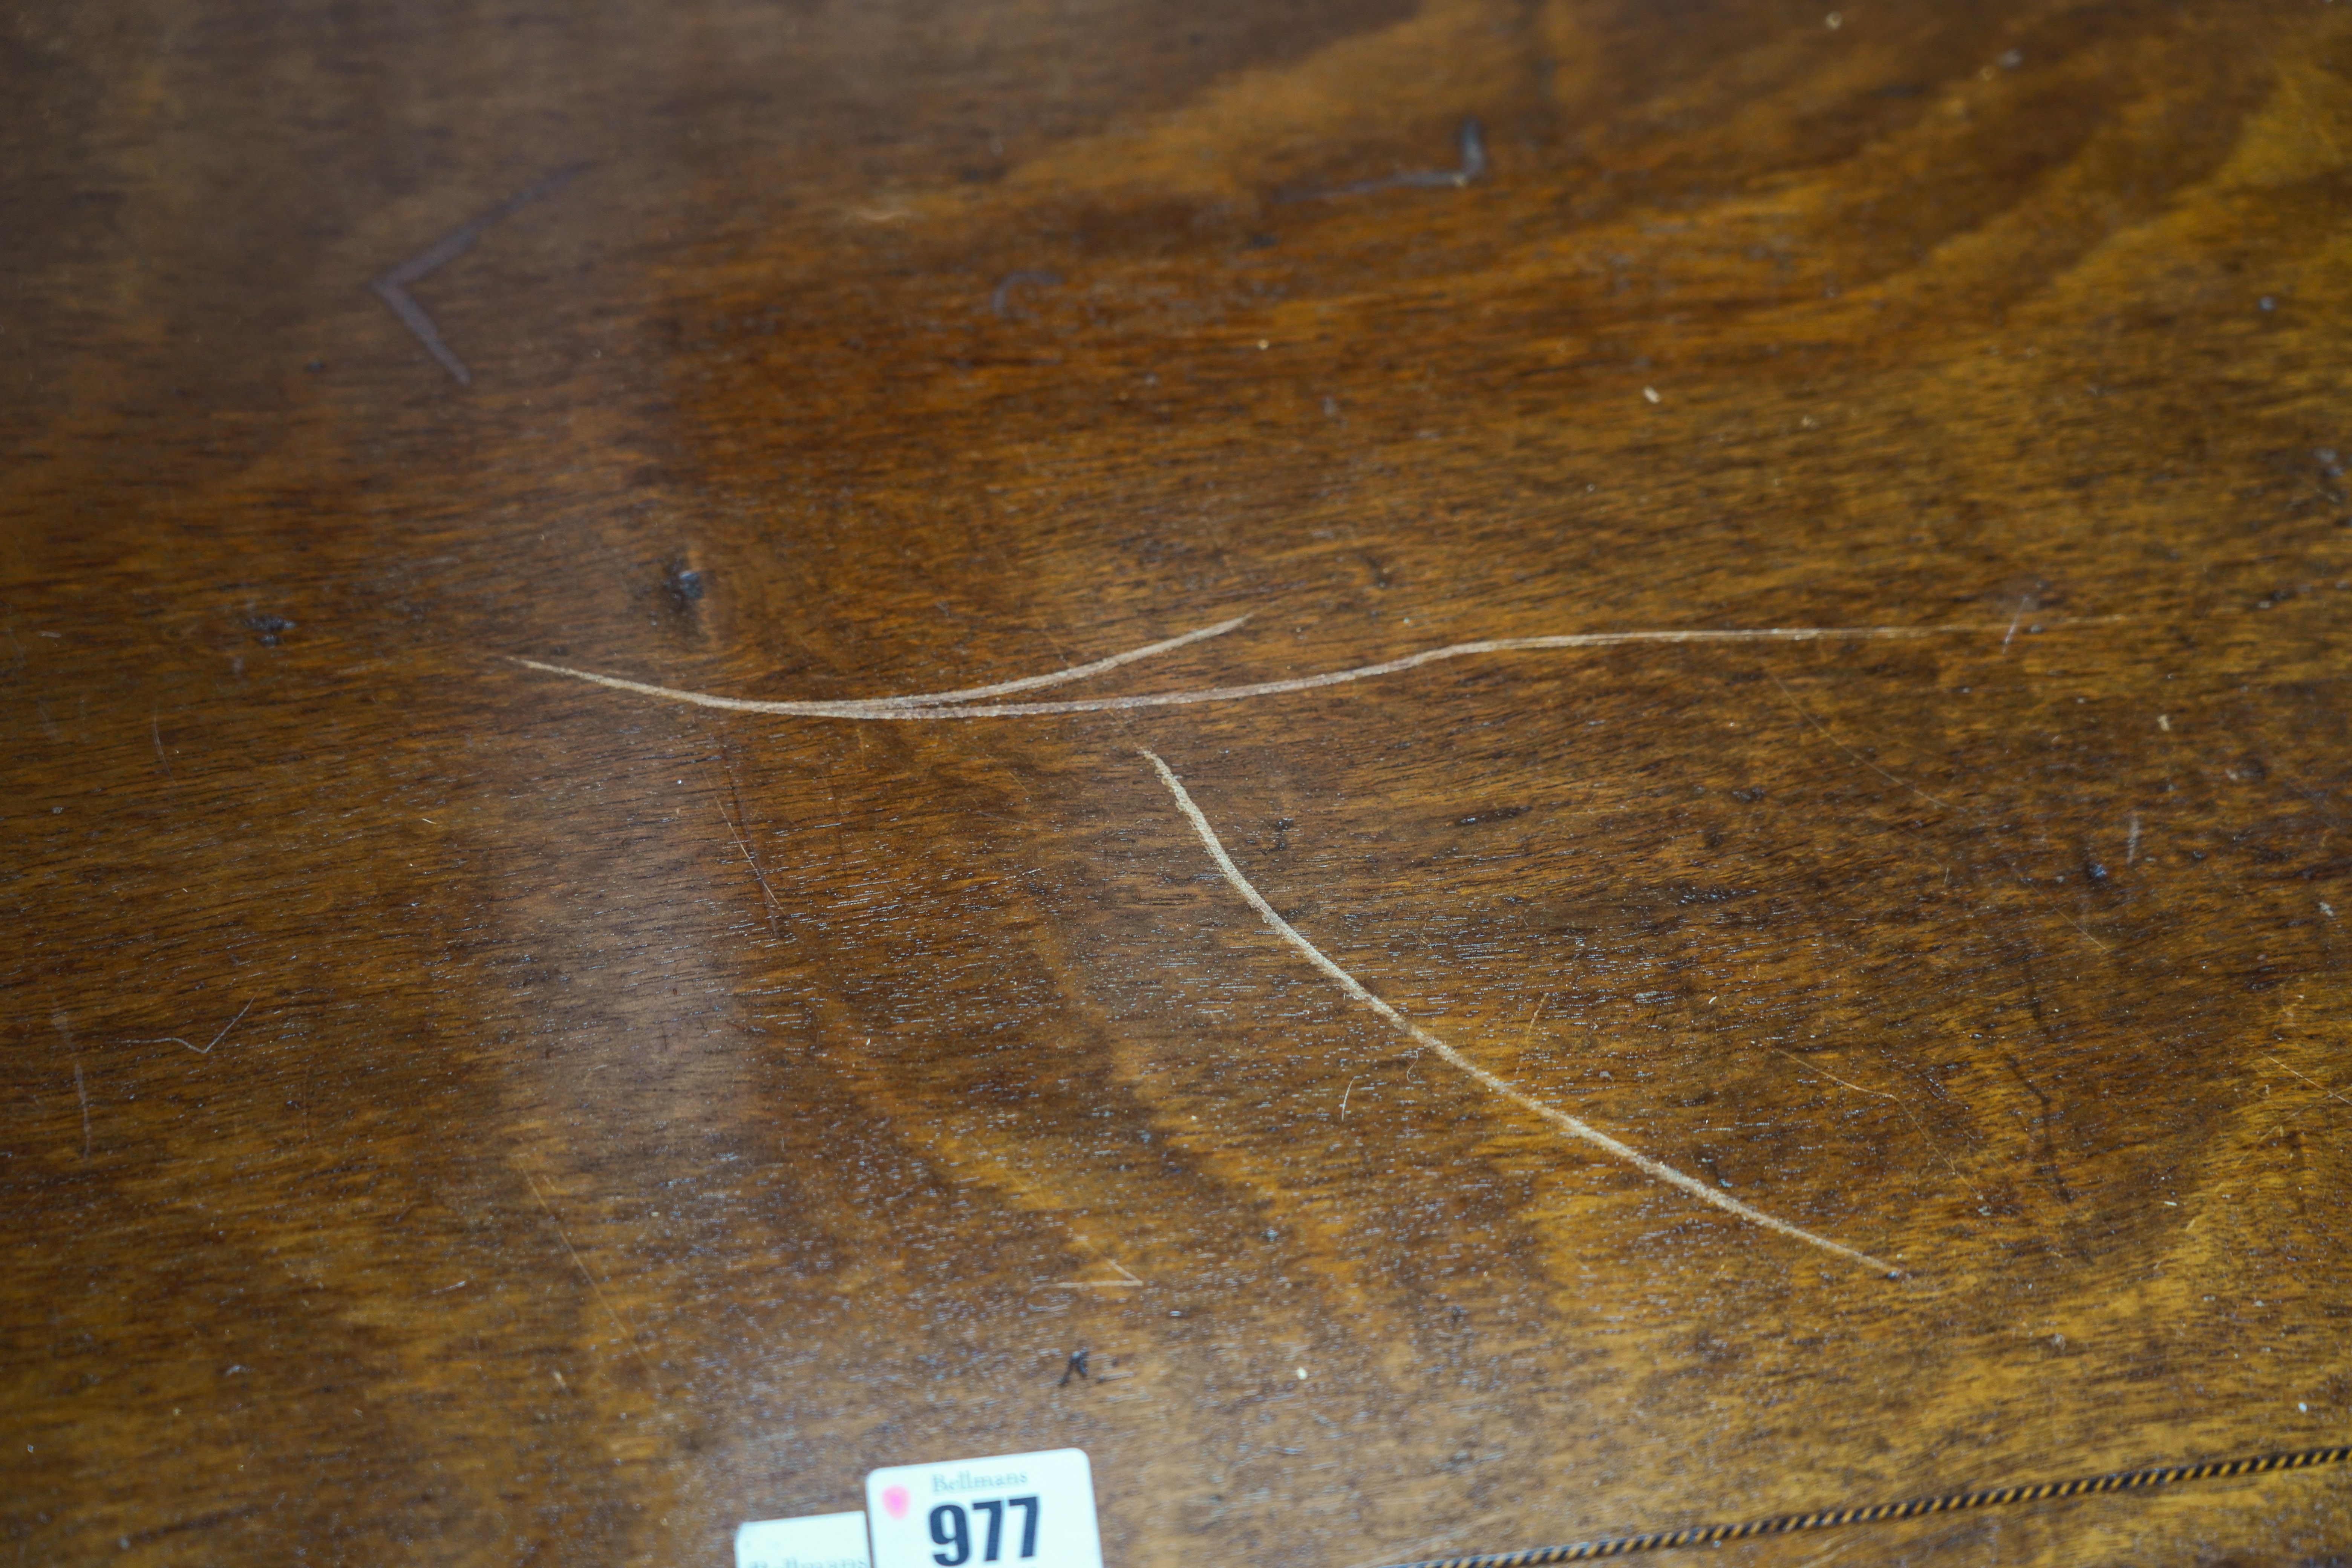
[2084,861,2109,885]
[1730,787,1767,803]
[1456,804,1530,827]
[662,561,706,611]
[305,359,325,372]
[245,613,296,648]
[1059,1349,1090,1387]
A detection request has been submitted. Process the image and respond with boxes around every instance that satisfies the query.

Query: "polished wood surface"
[9,2,2352,1563]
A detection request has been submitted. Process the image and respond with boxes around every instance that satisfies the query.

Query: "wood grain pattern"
[6,2,2352,1564]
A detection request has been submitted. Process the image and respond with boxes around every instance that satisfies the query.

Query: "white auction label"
[735,1509,872,1568]
[865,1449,1101,1568]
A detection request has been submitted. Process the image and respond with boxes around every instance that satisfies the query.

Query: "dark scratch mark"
[990,269,1063,318]
[2003,1049,2078,1209]
[129,997,255,1057]
[1769,671,2112,952]
[370,163,588,384]
[1282,118,1487,203]
[1059,1348,1090,1386]
[120,1504,272,1549]
[2003,951,2091,1250]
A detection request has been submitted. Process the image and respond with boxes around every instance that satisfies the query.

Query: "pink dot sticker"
[883,1486,911,1520]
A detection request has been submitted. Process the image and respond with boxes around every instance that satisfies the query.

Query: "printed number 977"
[930,1498,1040,1566]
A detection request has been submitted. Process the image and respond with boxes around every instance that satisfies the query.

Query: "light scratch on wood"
[2262,1055,2352,1112]
[516,616,2081,721]
[515,611,1251,717]
[712,753,786,935]
[1770,671,1953,810]
[1511,992,1551,1080]
[521,1167,660,1391]
[52,1012,89,1162]
[1773,1048,1897,1103]
[1141,749,1902,1278]
[1770,1048,1982,1203]
[1043,1234,1145,1289]
[1790,1528,1879,1568]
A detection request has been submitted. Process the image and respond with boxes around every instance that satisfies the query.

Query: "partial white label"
[736,1509,872,1568]
[865,1449,1101,1568]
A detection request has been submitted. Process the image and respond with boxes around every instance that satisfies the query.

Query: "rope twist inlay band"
[1364,1445,2352,1567]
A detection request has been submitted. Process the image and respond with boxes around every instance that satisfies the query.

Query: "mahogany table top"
[7,2,2351,1563]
